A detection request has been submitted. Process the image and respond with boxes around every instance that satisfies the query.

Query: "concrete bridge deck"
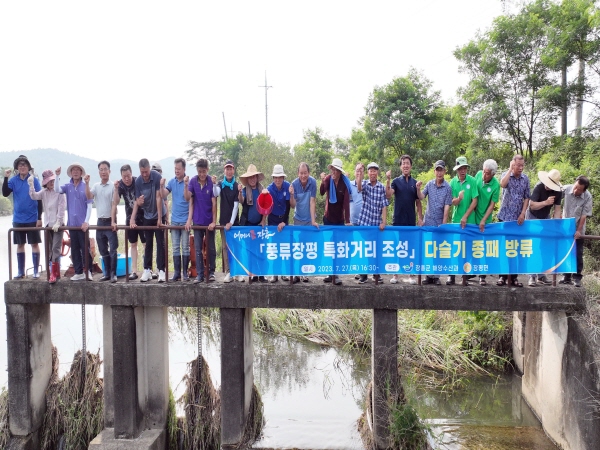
[4,274,586,311]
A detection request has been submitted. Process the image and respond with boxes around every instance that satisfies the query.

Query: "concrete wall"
[518,311,600,450]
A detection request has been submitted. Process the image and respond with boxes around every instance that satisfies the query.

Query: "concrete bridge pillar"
[89,305,168,449]
[220,307,254,449]
[371,308,399,450]
[5,303,52,450]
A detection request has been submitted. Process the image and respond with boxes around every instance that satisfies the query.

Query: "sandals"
[496,278,523,287]
[479,279,487,286]
[509,280,524,288]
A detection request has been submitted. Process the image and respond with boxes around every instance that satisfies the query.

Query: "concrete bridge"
[4,275,585,450]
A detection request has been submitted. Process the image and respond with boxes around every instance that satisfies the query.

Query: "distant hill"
[0,149,178,186]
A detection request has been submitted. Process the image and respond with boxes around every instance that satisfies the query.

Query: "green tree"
[361,69,441,164]
[292,127,334,177]
[455,2,558,159]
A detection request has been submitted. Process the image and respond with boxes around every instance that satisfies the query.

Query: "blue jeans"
[171,222,190,257]
[96,218,118,260]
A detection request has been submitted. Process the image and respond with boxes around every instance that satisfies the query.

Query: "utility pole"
[259,71,272,137]
[248,121,251,137]
[222,112,228,140]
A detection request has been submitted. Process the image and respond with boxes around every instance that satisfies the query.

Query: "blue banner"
[226,219,577,277]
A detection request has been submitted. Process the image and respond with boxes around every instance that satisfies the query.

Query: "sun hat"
[239,164,265,186]
[41,169,56,187]
[67,163,86,178]
[328,158,345,174]
[151,162,162,173]
[13,155,32,171]
[434,160,446,169]
[256,192,274,215]
[366,162,379,171]
[453,156,470,171]
[538,169,562,191]
[224,159,235,168]
[272,164,286,177]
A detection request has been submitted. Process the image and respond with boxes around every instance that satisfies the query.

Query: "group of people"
[2,153,591,287]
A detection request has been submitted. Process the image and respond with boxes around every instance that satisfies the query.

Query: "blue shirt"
[9,174,41,223]
[166,177,190,223]
[267,180,291,216]
[390,175,419,226]
[349,180,364,225]
[357,180,389,226]
[134,170,164,220]
[242,188,262,224]
[59,179,93,227]
[422,179,453,227]
[497,172,530,222]
[291,176,317,223]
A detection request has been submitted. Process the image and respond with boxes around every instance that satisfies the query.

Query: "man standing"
[417,160,453,285]
[130,158,166,283]
[320,157,353,285]
[357,162,389,284]
[213,159,240,283]
[55,163,93,281]
[386,155,423,284]
[527,169,563,286]
[161,158,192,281]
[497,155,530,287]
[112,164,146,280]
[87,161,118,283]
[187,158,217,283]
[3,155,42,279]
[447,156,478,285]
[560,176,592,287]
[288,162,318,283]
[265,164,291,283]
[474,159,500,286]
[349,163,365,226]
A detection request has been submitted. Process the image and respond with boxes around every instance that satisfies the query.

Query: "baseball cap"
[434,160,446,169]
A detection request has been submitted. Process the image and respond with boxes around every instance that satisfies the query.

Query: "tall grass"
[0,388,8,449]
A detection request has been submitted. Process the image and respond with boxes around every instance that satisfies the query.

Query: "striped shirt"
[422,179,452,227]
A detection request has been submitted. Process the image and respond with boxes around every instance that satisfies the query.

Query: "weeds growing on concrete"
[0,387,8,449]
[41,348,103,450]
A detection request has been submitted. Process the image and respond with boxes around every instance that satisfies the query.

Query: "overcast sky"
[0,0,505,162]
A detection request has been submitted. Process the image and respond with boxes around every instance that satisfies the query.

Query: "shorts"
[13,222,41,245]
[126,217,147,244]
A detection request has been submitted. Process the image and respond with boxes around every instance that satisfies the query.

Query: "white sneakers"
[158,270,166,283]
[390,275,399,284]
[236,275,245,282]
[71,273,85,281]
[223,272,232,283]
[141,269,152,282]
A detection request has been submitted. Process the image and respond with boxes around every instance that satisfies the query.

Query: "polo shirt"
[291,176,317,223]
[166,177,190,223]
[217,178,240,226]
[390,175,419,226]
[423,179,452,227]
[474,170,500,224]
[90,181,114,219]
[450,174,479,224]
[267,180,291,216]
[59,179,93,227]
[134,170,163,220]
[529,181,562,219]
[8,174,41,223]
[349,180,364,225]
[189,175,214,225]
[358,180,389,226]
[497,171,530,222]
[563,184,593,234]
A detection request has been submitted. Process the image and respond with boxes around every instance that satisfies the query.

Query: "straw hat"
[239,164,265,186]
[67,163,86,178]
[328,158,345,174]
[271,164,286,177]
[41,169,56,187]
[538,169,562,191]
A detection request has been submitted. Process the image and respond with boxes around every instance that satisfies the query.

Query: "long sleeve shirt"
[29,186,66,227]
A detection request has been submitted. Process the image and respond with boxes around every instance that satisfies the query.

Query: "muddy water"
[0,213,557,449]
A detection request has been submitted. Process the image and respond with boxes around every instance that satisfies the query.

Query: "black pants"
[143,216,166,271]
